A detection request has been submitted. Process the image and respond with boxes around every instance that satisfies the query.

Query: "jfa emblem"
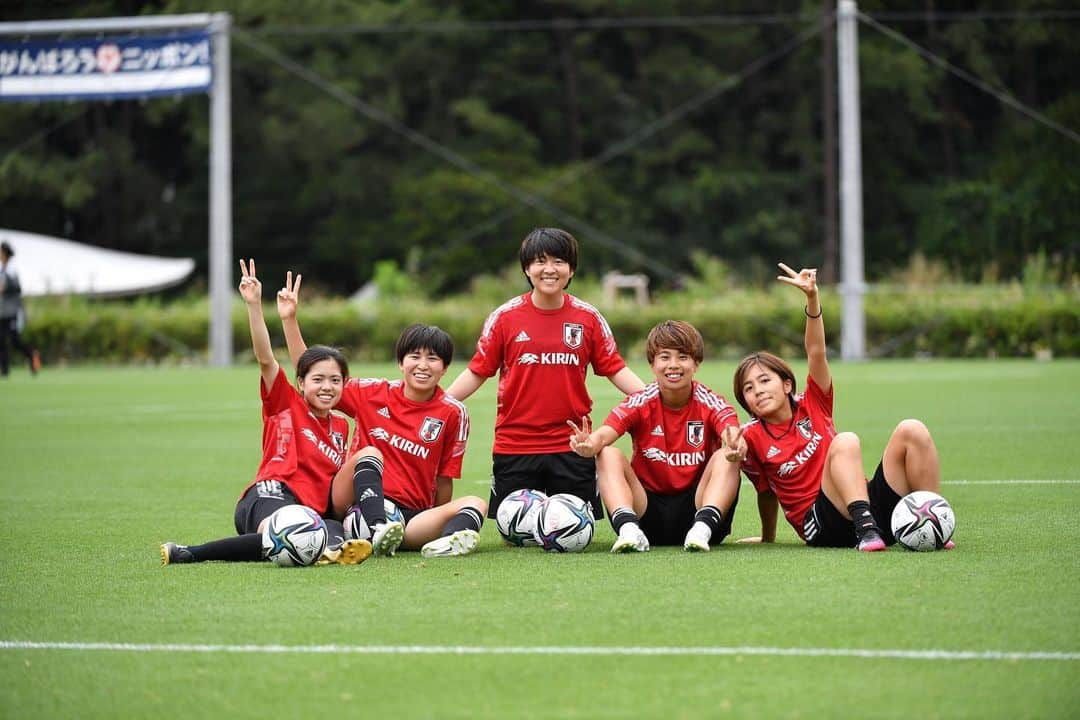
[331,431,346,451]
[686,421,705,448]
[563,323,583,349]
[419,417,444,443]
[797,418,813,440]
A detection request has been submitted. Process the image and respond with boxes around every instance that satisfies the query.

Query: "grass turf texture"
[1,360,1078,719]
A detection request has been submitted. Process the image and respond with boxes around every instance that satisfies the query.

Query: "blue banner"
[0,32,211,102]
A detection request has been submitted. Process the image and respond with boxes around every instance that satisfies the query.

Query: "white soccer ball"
[343,498,406,542]
[890,490,956,551]
[261,504,328,567]
[496,489,548,546]
[534,493,594,553]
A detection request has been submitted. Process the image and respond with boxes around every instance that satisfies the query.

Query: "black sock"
[323,518,346,550]
[353,455,387,527]
[441,507,484,537]
[847,500,880,539]
[189,533,264,562]
[610,507,640,534]
[694,505,724,535]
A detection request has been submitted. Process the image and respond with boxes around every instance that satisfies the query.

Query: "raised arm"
[238,259,280,391]
[777,262,830,393]
[566,415,620,458]
[446,368,487,402]
[276,270,308,372]
[609,366,646,395]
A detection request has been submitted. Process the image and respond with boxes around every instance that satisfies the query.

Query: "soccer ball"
[534,493,594,553]
[496,489,548,546]
[261,504,328,567]
[890,490,956,551]
[343,498,406,542]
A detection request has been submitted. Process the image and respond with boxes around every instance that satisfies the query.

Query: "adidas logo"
[377,407,391,418]
[514,331,531,342]
[766,445,781,459]
[651,425,664,436]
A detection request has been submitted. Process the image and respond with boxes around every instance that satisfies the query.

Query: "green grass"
[2,360,1079,719]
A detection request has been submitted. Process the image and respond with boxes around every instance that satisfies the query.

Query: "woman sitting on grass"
[160,259,371,566]
[732,262,950,551]
[278,271,487,559]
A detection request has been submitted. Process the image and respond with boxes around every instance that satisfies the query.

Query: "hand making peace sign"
[238,258,263,304]
[276,270,303,321]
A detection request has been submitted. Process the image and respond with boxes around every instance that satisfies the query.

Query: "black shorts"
[802,461,903,547]
[635,487,738,547]
[489,452,601,519]
[233,480,300,535]
[386,497,423,527]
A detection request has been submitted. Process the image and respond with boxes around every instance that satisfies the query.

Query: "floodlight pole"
[837,0,866,360]
[208,13,233,367]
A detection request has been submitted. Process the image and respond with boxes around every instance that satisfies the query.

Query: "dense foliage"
[2,1,1078,295]
[22,281,1079,363]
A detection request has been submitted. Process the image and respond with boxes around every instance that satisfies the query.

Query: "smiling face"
[737,361,794,423]
[399,347,447,401]
[525,253,574,305]
[297,358,345,416]
[650,346,699,399]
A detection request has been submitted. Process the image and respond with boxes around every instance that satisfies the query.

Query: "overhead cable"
[442,17,831,256]
[860,12,1080,145]
[232,27,678,277]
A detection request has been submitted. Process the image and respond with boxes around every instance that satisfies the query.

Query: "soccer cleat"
[371,521,405,556]
[160,542,194,566]
[683,522,712,552]
[610,523,650,553]
[421,529,479,558]
[315,538,372,566]
[857,530,887,552]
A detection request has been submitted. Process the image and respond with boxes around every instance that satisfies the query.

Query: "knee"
[463,496,488,516]
[352,446,383,463]
[830,432,862,458]
[894,419,932,448]
[596,445,626,471]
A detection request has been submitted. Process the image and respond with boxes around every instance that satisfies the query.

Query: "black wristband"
[804,305,822,318]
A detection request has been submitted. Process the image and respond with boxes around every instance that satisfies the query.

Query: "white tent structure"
[1,229,195,298]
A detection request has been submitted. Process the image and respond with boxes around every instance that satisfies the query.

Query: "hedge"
[19,285,1079,365]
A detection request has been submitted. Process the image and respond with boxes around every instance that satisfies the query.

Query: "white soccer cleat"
[371,521,405,556]
[683,521,712,552]
[610,523,650,553]
[421,529,480,558]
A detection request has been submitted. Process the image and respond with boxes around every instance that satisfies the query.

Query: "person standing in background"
[0,240,41,378]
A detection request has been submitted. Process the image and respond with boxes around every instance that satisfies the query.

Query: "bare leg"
[819,432,867,519]
[597,446,647,517]
[881,419,941,496]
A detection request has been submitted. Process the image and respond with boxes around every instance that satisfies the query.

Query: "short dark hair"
[519,228,578,288]
[733,351,797,417]
[645,320,704,364]
[297,344,348,380]
[0,241,12,258]
[395,324,453,366]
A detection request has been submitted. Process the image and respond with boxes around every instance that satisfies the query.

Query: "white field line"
[1,641,1077,662]
[944,479,1080,485]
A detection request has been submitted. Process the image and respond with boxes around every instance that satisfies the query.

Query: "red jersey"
[338,378,468,511]
[467,292,627,454]
[605,381,739,494]
[242,367,349,515]
[740,375,836,539]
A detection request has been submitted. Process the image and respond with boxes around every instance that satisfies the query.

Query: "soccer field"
[1,360,1078,719]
